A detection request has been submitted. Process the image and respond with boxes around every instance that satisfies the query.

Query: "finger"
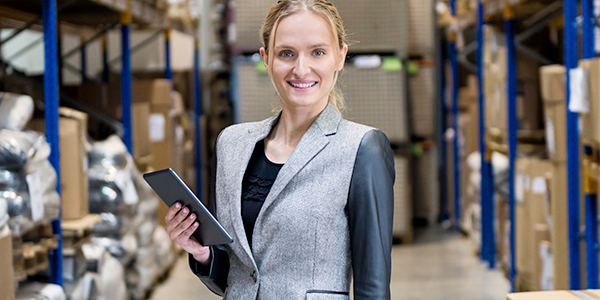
[174,213,197,238]
[179,221,201,245]
[165,202,182,224]
[172,205,191,228]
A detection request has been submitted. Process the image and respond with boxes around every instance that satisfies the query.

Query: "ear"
[259,47,270,74]
[337,44,349,71]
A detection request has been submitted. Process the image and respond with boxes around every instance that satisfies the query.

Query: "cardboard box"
[132,80,171,105]
[508,290,600,300]
[551,162,569,290]
[0,228,15,300]
[516,158,553,291]
[533,224,550,291]
[579,59,600,144]
[540,65,566,103]
[59,117,89,220]
[28,108,90,220]
[132,103,151,160]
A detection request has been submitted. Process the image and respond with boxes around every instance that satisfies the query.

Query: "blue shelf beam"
[42,0,63,287]
[121,12,133,154]
[80,38,87,83]
[449,0,460,232]
[505,5,517,292]
[478,0,495,269]
[582,0,598,289]
[193,38,203,196]
[564,0,581,290]
[165,29,173,80]
[439,33,449,223]
[102,34,110,83]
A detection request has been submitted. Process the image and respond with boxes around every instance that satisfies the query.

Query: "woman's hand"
[165,202,211,265]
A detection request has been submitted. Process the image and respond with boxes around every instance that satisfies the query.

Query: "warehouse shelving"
[442,0,600,293]
[0,0,204,288]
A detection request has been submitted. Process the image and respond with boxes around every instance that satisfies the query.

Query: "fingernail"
[183,207,189,214]
[194,222,199,227]
[175,203,181,209]
[190,214,196,220]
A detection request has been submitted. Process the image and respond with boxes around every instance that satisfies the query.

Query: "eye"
[279,50,293,58]
[313,49,325,56]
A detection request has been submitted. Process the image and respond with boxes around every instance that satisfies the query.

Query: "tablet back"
[143,168,233,246]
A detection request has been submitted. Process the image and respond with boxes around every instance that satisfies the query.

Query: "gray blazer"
[190,103,395,299]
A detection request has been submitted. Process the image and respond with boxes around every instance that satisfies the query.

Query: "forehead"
[273,11,335,48]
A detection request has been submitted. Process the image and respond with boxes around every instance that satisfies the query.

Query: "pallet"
[61,214,101,256]
[13,236,59,280]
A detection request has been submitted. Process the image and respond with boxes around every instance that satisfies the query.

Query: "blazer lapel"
[227,116,278,266]
[255,103,341,229]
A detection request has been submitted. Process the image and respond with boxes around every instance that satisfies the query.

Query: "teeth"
[290,82,316,88]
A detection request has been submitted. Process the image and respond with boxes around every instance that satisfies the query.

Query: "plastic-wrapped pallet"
[342,64,409,143]
[407,0,435,56]
[409,64,436,138]
[393,155,412,242]
[234,0,408,54]
[236,59,279,123]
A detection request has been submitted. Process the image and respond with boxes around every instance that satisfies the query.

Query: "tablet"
[143,168,233,246]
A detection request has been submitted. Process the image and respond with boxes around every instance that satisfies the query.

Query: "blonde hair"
[260,0,347,113]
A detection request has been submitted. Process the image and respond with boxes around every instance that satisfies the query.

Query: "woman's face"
[260,11,347,111]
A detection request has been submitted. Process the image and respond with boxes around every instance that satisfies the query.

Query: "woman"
[165,1,395,299]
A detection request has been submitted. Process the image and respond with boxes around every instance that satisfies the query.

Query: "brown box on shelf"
[540,65,567,162]
[539,65,566,103]
[0,229,15,300]
[507,290,600,300]
[28,109,90,220]
[550,162,568,290]
[132,80,171,105]
[579,59,600,144]
[59,108,89,220]
[59,117,89,220]
[516,158,553,291]
[533,224,550,291]
[132,103,151,160]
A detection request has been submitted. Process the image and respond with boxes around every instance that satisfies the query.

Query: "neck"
[270,101,328,147]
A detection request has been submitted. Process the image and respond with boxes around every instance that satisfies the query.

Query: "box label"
[27,172,44,222]
[568,68,589,113]
[545,115,556,158]
[531,177,547,194]
[149,114,166,142]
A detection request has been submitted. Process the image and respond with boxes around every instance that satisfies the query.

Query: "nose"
[292,56,310,78]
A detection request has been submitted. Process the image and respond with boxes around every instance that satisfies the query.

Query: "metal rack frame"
[0,0,204,286]
[443,0,600,291]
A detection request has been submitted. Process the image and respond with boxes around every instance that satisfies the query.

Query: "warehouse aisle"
[150,227,510,300]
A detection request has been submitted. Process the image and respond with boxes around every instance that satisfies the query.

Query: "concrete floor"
[150,227,510,300]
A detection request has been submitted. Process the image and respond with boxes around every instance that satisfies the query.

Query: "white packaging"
[0,92,34,131]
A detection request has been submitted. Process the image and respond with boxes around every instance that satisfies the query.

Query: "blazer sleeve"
[347,129,395,300]
[188,136,230,296]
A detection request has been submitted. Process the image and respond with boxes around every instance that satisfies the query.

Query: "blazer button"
[252,270,258,282]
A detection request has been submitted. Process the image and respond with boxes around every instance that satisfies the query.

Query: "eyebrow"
[275,43,331,49]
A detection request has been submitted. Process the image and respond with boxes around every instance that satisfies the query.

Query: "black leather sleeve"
[347,129,395,300]
[188,138,230,296]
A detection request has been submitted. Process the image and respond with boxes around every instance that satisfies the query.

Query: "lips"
[288,81,318,88]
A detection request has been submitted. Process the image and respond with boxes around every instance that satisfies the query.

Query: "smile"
[288,81,317,89]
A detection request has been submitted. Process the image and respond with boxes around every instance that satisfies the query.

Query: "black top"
[241,140,283,250]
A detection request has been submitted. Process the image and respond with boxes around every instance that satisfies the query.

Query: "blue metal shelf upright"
[582,0,598,289]
[42,0,63,286]
[449,0,461,233]
[564,0,581,290]
[477,0,495,269]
